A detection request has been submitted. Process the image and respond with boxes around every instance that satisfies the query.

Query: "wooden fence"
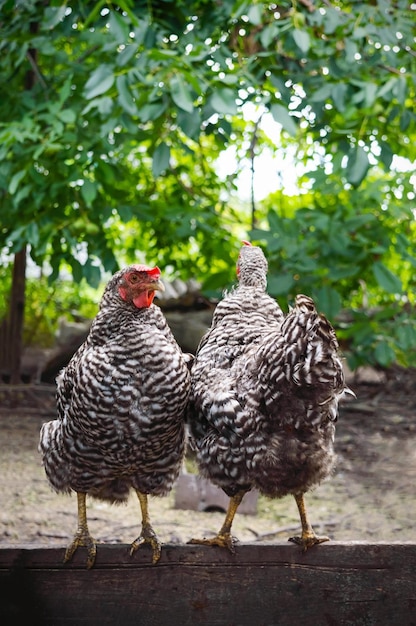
[1,542,415,625]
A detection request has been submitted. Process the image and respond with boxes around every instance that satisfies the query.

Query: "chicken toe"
[64,528,97,568]
[130,490,162,564]
[188,531,238,553]
[288,531,330,551]
[64,492,97,569]
[188,491,246,554]
[130,523,162,564]
[290,492,330,552]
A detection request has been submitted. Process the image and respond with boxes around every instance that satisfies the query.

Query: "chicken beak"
[149,279,165,293]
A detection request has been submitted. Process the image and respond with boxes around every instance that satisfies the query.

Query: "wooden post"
[0,249,27,383]
[0,542,415,625]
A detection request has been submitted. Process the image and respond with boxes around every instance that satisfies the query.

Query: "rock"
[165,310,213,354]
[174,471,258,515]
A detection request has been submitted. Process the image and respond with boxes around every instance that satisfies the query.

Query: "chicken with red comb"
[39,264,190,568]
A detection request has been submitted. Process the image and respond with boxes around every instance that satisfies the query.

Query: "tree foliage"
[252,167,416,367]
[0,0,415,367]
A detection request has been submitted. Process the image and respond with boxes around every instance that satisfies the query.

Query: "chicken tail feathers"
[277,294,352,425]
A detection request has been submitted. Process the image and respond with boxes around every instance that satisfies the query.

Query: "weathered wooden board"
[1,542,415,626]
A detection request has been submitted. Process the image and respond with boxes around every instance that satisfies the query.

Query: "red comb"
[242,240,252,246]
[131,264,161,277]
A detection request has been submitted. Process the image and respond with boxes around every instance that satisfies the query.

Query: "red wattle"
[133,291,155,308]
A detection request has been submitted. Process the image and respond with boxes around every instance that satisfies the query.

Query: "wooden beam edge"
[1,541,416,570]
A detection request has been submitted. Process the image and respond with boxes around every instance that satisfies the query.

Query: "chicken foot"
[188,490,246,553]
[289,492,329,551]
[64,492,97,569]
[130,491,162,564]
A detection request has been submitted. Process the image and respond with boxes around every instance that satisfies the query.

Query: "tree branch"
[249,113,264,230]
[26,50,48,90]
[299,0,316,11]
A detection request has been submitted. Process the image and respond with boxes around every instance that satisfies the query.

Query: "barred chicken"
[188,243,351,551]
[39,264,190,568]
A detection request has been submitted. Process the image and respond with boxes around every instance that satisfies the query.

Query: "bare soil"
[1,367,416,552]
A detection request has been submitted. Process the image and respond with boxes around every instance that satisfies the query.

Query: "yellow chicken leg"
[64,492,97,569]
[188,490,246,553]
[289,492,329,551]
[130,491,162,564]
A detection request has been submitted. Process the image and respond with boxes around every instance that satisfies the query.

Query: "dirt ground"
[1,367,416,552]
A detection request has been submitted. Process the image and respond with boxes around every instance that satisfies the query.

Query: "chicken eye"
[130,273,139,283]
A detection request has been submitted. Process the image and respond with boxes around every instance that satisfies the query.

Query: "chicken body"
[39,265,190,567]
[188,244,350,551]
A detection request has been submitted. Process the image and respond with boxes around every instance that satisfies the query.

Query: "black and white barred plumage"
[188,245,351,549]
[39,265,190,503]
[188,243,284,485]
[188,243,284,444]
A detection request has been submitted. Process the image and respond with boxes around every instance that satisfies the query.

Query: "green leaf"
[43,6,68,30]
[83,65,115,100]
[84,260,102,288]
[246,4,263,26]
[170,75,194,113]
[138,101,167,122]
[315,286,342,319]
[58,74,73,107]
[400,110,412,132]
[293,29,310,53]
[202,269,233,292]
[363,83,378,107]
[116,75,138,115]
[309,84,332,103]
[392,75,407,104]
[323,7,344,34]
[332,84,348,112]
[379,141,393,169]
[260,24,278,48]
[372,262,402,294]
[82,96,114,116]
[396,324,416,351]
[177,109,201,140]
[346,146,369,187]
[267,273,295,296]
[13,185,31,207]
[152,142,170,178]
[377,77,397,100]
[81,180,97,206]
[108,10,130,43]
[57,109,76,124]
[69,258,84,283]
[8,170,25,195]
[117,43,138,67]
[210,89,238,115]
[374,341,395,367]
[270,104,297,136]
[117,206,134,222]
[26,222,39,248]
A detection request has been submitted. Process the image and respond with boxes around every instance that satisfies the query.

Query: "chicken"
[39,264,190,568]
[188,243,351,552]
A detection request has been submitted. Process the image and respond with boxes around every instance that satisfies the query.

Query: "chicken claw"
[130,523,162,564]
[288,532,329,552]
[289,492,330,552]
[188,532,238,553]
[64,528,97,569]
[131,491,161,564]
[64,492,97,569]
[188,491,245,554]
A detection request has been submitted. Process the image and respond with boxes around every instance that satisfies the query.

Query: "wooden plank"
[1,543,415,625]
